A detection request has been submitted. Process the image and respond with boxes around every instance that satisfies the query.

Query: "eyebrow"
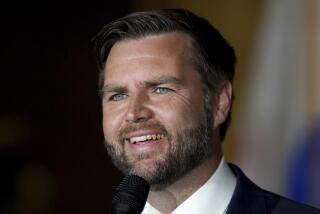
[143,76,182,87]
[100,85,126,96]
[100,76,182,94]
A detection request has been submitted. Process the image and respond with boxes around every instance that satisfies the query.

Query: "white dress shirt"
[142,157,236,214]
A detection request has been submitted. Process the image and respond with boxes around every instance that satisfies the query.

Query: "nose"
[125,92,153,123]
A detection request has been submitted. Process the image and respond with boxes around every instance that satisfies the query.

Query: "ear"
[213,81,233,129]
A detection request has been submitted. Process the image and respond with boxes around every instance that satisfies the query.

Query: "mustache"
[118,122,170,142]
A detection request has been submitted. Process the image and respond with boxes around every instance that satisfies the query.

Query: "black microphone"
[112,174,150,214]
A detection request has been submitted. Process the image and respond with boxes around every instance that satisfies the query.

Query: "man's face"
[101,32,214,188]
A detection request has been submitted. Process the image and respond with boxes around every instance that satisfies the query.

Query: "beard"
[104,107,214,190]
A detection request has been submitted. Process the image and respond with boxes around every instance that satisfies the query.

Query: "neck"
[147,151,222,214]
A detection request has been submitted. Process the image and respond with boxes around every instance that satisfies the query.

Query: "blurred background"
[1,0,319,213]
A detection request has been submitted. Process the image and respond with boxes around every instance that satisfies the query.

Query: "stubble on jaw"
[104,108,214,190]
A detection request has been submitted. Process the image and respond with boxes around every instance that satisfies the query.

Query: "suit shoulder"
[262,190,320,214]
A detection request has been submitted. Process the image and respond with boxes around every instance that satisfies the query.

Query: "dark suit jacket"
[227,164,320,214]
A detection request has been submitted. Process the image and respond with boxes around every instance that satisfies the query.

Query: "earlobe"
[213,81,232,129]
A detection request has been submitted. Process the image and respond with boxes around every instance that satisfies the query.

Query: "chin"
[130,159,161,177]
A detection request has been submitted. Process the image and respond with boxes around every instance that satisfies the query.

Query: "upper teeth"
[129,134,164,144]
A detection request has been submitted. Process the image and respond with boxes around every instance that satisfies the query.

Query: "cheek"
[102,105,124,141]
[152,96,203,130]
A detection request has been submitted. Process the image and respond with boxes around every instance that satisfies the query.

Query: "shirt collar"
[142,157,236,214]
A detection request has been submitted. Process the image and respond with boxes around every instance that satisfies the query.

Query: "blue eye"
[109,93,127,101]
[154,87,172,94]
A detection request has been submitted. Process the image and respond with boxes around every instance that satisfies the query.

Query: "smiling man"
[92,9,320,214]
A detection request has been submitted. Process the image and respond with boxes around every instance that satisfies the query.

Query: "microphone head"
[112,174,150,214]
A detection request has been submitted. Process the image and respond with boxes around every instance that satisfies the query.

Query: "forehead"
[106,32,192,67]
[103,32,196,82]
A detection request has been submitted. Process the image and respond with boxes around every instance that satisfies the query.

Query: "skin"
[102,32,232,213]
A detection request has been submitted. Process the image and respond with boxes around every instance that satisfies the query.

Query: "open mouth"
[129,134,165,144]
